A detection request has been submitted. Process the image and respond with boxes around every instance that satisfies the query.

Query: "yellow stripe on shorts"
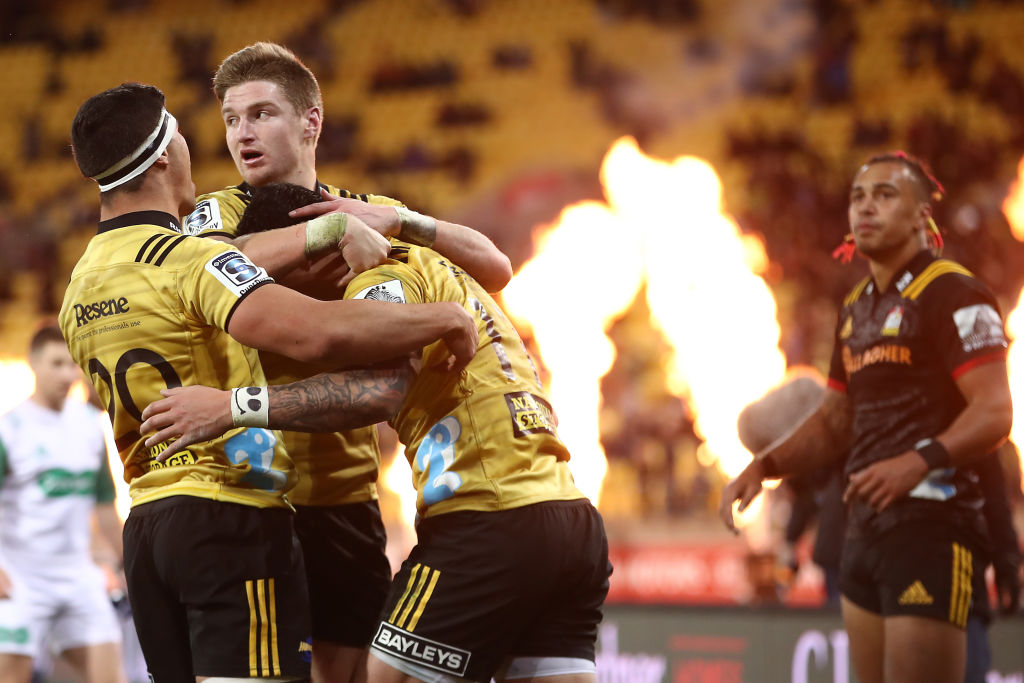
[949,543,973,628]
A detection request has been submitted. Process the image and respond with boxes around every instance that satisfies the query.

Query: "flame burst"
[502,137,787,507]
[1002,157,1024,487]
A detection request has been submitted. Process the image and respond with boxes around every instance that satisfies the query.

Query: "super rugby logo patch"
[204,251,270,298]
[183,198,223,235]
[353,279,406,303]
[372,624,470,677]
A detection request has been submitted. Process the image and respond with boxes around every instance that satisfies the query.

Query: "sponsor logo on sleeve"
[353,279,406,303]
[74,296,130,327]
[372,624,470,677]
[504,391,557,437]
[183,198,223,235]
[953,303,1006,353]
[204,251,270,298]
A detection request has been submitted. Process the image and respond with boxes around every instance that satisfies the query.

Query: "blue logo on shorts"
[225,428,287,491]
[416,416,463,506]
[299,637,313,663]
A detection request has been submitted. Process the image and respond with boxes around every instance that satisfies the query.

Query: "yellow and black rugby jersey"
[346,246,584,519]
[826,250,1008,534]
[59,210,295,510]
[184,182,399,505]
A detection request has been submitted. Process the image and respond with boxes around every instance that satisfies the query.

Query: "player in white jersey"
[0,325,126,683]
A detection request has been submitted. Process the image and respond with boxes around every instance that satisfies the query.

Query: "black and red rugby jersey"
[827,250,1008,534]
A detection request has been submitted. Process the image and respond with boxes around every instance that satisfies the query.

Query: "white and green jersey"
[0,398,115,562]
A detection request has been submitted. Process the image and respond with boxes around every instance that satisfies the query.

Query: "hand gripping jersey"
[186,182,404,506]
[59,211,294,509]
[0,399,115,561]
[345,246,584,518]
[827,250,1008,535]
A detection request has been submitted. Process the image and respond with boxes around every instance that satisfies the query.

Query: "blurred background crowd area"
[3,0,1024,531]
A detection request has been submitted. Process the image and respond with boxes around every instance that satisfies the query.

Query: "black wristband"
[759,453,780,478]
[915,438,951,469]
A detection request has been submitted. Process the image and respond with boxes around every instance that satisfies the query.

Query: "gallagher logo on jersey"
[183,198,223,235]
[205,251,271,297]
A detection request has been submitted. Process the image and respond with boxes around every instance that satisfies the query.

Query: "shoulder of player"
[188,186,248,236]
[322,183,404,208]
[906,259,993,304]
[143,232,239,270]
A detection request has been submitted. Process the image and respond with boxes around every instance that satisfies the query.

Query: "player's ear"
[917,201,933,228]
[150,147,171,170]
[303,106,322,142]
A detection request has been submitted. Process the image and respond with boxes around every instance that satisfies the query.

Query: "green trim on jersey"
[0,436,7,488]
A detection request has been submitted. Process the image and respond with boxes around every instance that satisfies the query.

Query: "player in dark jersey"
[719,152,1013,683]
[139,182,612,683]
[62,83,478,683]
[183,41,514,683]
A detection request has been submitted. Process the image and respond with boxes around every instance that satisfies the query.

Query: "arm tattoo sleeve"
[268,359,414,432]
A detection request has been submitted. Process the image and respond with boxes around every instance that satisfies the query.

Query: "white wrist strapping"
[231,387,269,428]
[305,213,348,258]
[395,206,437,247]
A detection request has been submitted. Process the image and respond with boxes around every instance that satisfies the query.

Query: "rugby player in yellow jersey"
[141,182,612,683]
[182,42,514,683]
[61,83,477,683]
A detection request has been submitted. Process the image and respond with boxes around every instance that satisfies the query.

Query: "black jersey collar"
[97,211,182,235]
[869,249,935,297]
[236,180,330,196]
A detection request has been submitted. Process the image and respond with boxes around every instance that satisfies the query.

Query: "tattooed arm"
[268,360,413,432]
[140,358,415,461]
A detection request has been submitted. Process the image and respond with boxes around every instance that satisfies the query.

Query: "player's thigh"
[0,653,33,683]
[370,500,609,683]
[503,501,610,666]
[169,501,312,680]
[294,502,391,650]
[50,563,123,658]
[310,642,367,683]
[60,641,126,683]
[885,615,965,683]
[123,501,196,682]
[0,571,49,671]
[840,596,884,683]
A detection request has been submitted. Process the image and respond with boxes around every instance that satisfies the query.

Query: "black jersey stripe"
[153,236,188,267]
[135,234,165,263]
[141,235,175,264]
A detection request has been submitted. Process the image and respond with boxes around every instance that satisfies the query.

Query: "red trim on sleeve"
[952,349,1007,380]
[827,378,847,393]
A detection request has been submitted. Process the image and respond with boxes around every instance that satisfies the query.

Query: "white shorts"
[0,558,121,658]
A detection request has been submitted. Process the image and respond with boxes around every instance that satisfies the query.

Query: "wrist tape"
[915,438,951,469]
[305,213,348,258]
[231,387,269,428]
[395,206,437,247]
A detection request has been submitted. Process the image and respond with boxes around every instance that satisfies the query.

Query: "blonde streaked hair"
[213,42,323,115]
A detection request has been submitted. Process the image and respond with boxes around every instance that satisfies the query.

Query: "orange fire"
[502,137,788,518]
[1002,157,1024,487]
[1003,156,1024,242]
